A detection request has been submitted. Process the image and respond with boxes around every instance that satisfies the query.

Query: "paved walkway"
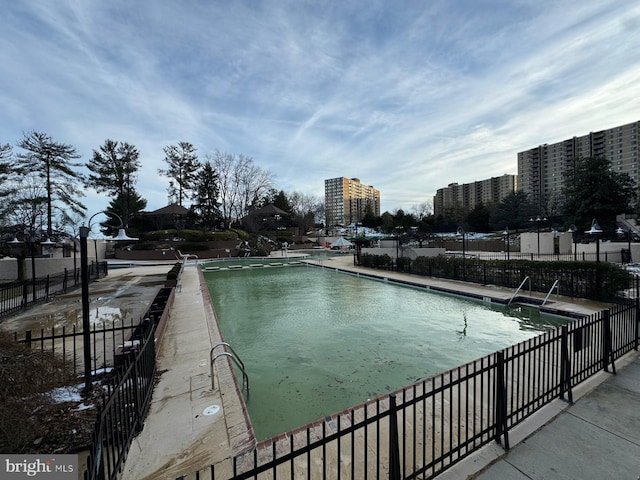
[120,264,252,480]
[474,352,640,479]
[118,254,639,480]
[438,351,640,480]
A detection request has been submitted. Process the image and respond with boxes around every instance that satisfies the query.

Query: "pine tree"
[16,131,85,236]
[562,156,636,232]
[86,139,142,227]
[159,142,201,206]
[191,161,222,231]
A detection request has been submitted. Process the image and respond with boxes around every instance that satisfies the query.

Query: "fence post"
[635,298,639,352]
[559,326,573,403]
[494,351,510,450]
[388,393,401,480]
[25,330,32,350]
[130,351,143,433]
[602,309,616,374]
[45,275,50,299]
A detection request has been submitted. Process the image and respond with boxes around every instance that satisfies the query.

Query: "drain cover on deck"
[202,405,221,416]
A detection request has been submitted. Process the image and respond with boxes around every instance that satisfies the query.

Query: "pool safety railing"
[508,276,531,305]
[176,250,199,292]
[542,279,560,306]
[178,300,639,480]
[211,342,249,393]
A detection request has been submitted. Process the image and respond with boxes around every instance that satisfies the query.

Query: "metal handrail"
[508,276,531,305]
[210,342,249,393]
[542,280,560,306]
[175,250,199,292]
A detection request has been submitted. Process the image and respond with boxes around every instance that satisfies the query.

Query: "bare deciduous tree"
[288,191,324,231]
[411,201,433,220]
[208,151,274,228]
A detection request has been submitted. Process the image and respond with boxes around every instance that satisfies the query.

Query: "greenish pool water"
[204,265,565,440]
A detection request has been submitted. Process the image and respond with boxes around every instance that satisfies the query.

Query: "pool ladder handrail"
[542,279,559,306]
[210,342,249,393]
[508,276,531,305]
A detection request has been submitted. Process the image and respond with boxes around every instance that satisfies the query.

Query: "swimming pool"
[204,264,566,440]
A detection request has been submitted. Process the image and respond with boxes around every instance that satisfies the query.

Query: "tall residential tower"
[517,120,639,213]
[324,177,380,227]
[433,174,517,218]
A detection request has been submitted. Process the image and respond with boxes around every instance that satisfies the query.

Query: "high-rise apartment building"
[433,174,517,218]
[517,120,640,212]
[324,177,381,227]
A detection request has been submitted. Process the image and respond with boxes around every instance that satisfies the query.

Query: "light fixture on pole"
[568,225,578,261]
[9,233,38,301]
[81,211,137,394]
[585,219,602,263]
[529,216,547,257]
[502,227,510,261]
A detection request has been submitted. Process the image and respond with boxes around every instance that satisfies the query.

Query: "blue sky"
[1,0,639,218]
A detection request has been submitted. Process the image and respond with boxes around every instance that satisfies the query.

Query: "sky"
[1,0,639,220]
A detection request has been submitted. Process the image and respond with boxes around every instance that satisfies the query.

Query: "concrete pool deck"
[118,255,639,479]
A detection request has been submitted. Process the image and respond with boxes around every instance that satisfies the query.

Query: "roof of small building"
[144,204,189,216]
[246,204,289,217]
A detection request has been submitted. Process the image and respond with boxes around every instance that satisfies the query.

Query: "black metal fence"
[81,286,174,480]
[177,300,638,480]
[446,250,627,263]
[12,317,141,376]
[84,321,158,480]
[0,261,108,317]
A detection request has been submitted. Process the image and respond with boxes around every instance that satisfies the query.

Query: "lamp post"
[394,227,401,269]
[457,226,466,259]
[585,219,602,263]
[502,227,510,261]
[353,221,362,265]
[81,212,137,393]
[529,216,547,257]
[616,227,632,264]
[568,225,578,261]
[10,231,39,301]
[457,226,466,281]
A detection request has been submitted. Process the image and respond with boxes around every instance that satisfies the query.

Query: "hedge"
[359,253,632,302]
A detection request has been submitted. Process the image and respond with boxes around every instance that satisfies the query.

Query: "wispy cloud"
[1,0,638,214]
